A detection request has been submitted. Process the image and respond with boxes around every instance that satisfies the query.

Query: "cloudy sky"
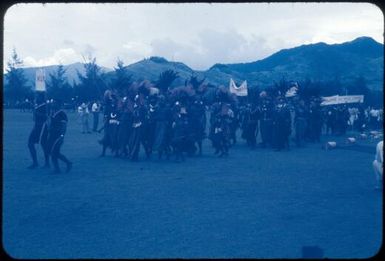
[4,3,383,71]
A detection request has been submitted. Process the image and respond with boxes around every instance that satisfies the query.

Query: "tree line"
[3,48,383,108]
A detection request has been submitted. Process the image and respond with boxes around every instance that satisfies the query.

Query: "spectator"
[91,101,100,132]
[78,102,91,134]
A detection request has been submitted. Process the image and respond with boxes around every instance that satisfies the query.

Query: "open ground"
[2,110,382,258]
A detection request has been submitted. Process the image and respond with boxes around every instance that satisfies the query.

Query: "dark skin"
[27,92,48,169]
[49,101,72,173]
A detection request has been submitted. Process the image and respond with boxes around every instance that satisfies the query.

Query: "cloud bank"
[4,3,383,70]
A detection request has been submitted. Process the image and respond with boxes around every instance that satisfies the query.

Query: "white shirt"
[370,109,379,117]
[78,105,89,115]
[91,103,99,112]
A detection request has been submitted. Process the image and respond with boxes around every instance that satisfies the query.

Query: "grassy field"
[2,109,383,258]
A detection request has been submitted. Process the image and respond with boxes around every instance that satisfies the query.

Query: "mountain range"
[206,36,383,90]
[4,36,383,91]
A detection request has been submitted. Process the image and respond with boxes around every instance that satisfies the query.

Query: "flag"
[35,69,46,91]
[149,87,159,95]
[229,78,248,96]
[285,86,298,97]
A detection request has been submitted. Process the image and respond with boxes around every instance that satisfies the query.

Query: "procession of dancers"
[26,79,383,175]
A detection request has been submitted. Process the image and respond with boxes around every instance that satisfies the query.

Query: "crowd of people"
[98,86,208,161]
[26,80,383,172]
[80,82,383,162]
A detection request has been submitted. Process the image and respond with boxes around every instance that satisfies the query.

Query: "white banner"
[229,78,248,96]
[35,69,46,91]
[321,95,364,106]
